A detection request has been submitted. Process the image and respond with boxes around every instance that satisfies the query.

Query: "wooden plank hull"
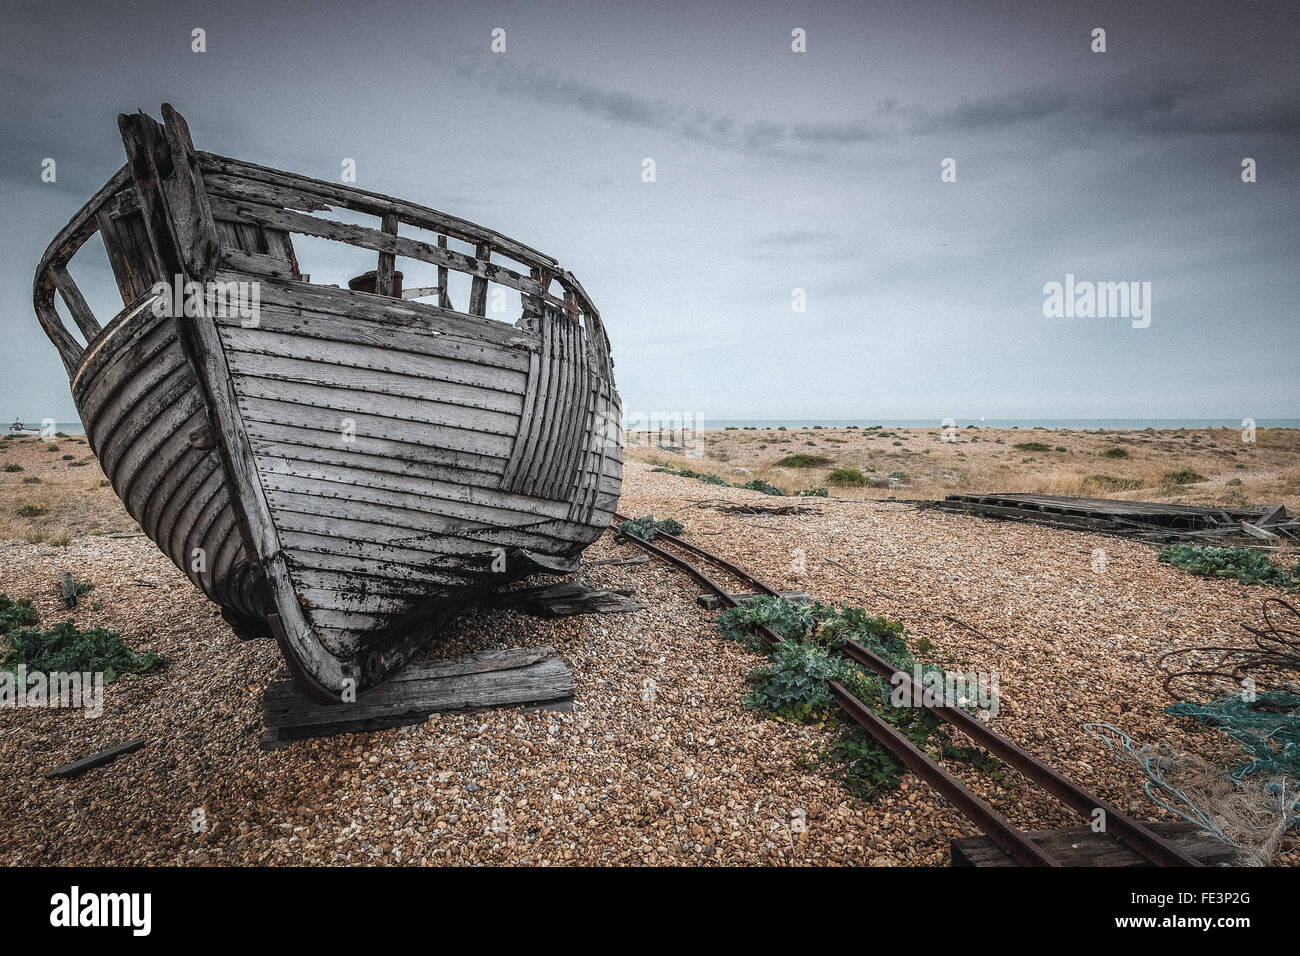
[36,105,622,702]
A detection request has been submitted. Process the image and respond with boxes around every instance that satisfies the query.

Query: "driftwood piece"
[1240,520,1280,541]
[1255,504,1288,527]
[485,579,644,617]
[260,646,574,748]
[582,554,650,568]
[696,590,811,611]
[59,571,78,609]
[950,821,1237,867]
[46,738,147,780]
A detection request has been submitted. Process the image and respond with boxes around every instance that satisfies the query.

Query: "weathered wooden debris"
[936,493,1296,544]
[696,590,812,611]
[951,821,1237,867]
[261,646,574,748]
[581,554,650,568]
[33,104,623,703]
[46,737,147,779]
[484,579,644,617]
[59,571,77,608]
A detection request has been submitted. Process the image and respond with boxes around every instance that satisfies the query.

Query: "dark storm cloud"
[1,0,1297,423]
[474,61,881,157]
[923,71,1300,141]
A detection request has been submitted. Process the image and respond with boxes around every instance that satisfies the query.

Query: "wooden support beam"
[374,211,398,297]
[437,235,451,310]
[50,264,102,341]
[260,646,574,748]
[469,241,491,316]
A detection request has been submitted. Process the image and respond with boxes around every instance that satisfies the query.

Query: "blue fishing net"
[1165,691,1300,780]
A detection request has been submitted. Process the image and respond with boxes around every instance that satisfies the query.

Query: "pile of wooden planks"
[935,494,1296,544]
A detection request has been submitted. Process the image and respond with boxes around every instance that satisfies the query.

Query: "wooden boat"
[33,105,622,701]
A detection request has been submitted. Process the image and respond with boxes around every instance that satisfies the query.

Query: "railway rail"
[610,512,1203,867]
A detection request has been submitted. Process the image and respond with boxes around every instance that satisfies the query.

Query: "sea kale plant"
[1158,545,1300,590]
[0,594,161,683]
[716,595,985,798]
[616,514,686,542]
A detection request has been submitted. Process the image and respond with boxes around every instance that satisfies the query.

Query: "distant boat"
[33,105,622,701]
[7,423,43,436]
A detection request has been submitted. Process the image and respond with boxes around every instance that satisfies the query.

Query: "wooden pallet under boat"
[33,105,622,702]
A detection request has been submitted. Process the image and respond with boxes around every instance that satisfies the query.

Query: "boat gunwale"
[37,174,615,391]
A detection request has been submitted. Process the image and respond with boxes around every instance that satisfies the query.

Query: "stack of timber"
[935,494,1296,544]
[32,104,622,704]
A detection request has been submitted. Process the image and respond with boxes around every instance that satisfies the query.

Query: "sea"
[6,421,87,436]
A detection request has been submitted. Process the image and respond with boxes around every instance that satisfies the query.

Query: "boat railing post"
[375,212,398,297]
[469,242,491,316]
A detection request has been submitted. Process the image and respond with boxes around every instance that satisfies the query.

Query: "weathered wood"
[1240,520,1280,540]
[260,646,574,748]
[208,195,548,302]
[437,235,452,310]
[936,494,1291,543]
[484,578,644,617]
[59,571,78,608]
[50,265,101,341]
[582,554,650,567]
[374,211,398,297]
[696,590,811,611]
[46,738,147,779]
[469,241,491,316]
[1255,504,1288,527]
[950,821,1238,867]
[199,152,561,272]
[34,105,623,704]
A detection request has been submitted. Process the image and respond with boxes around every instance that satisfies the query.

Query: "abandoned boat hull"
[34,105,622,701]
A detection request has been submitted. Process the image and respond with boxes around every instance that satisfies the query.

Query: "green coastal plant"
[2,620,162,683]
[774,454,831,468]
[616,515,686,541]
[1157,545,1299,589]
[1163,469,1206,486]
[825,468,868,487]
[0,594,39,634]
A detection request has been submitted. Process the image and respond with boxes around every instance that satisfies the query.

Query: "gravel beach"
[1,443,1296,866]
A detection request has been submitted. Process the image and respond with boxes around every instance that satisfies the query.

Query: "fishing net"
[1086,712,1300,866]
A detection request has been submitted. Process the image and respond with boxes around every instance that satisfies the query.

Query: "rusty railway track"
[610,512,1202,867]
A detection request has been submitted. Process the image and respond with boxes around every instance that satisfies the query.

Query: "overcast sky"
[1,0,1296,424]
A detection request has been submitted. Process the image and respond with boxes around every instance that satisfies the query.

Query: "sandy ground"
[628,425,1300,511]
[0,435,1296,866]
